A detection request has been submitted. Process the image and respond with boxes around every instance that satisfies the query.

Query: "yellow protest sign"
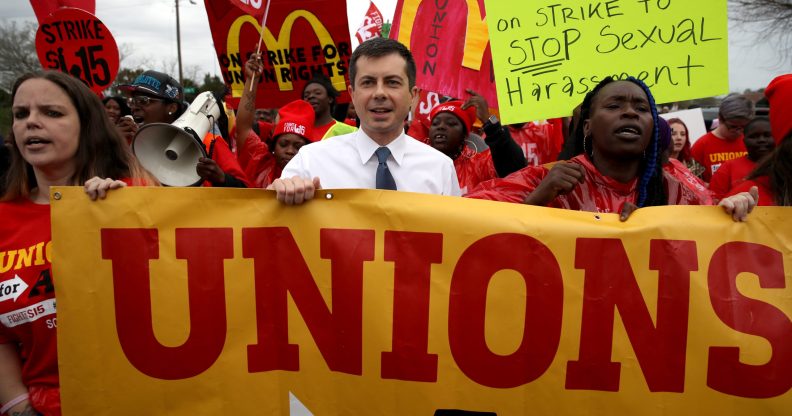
[483,0,729,123]
[51,187,791,414]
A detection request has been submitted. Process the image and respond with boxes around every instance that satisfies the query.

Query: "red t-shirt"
[709,156,756,201]
[507,120,564,167]
[312,120,335,140]
[690,131,747,182]
[0,199,59,412]
[467,155,710,212]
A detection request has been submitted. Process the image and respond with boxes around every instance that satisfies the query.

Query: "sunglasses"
[127,95,165,107]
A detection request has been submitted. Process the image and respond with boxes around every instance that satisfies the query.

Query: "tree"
[729,0,792,65]
[0,21,40,91]
[200,73,226,95]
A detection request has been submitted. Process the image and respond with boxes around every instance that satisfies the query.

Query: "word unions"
[100,227,789,398]
[219,43,351,86]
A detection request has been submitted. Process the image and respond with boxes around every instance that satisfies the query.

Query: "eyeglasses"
[723,120,748,132]
[127,96,165,107]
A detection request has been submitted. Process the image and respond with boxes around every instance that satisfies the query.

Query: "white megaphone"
[132,91,220,187]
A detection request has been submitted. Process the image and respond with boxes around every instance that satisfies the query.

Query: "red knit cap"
[274,100,315,142]
[765,74,792,144]
[430,100,477,134]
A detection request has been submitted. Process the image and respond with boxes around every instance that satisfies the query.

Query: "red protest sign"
[29,0,96,24]
[35,7,119,94]
[228,0,266,18]
[391,0,498,106]
[204,0,352,109]
[355,1,384,44]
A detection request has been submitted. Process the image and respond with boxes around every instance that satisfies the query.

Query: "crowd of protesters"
[0,34,789,415]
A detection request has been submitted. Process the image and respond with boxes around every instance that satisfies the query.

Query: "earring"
[168,111,173,115]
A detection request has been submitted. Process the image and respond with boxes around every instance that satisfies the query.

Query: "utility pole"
[175,0,183,84]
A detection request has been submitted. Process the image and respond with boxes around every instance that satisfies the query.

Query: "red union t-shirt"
[690,131,747,182]
[0,199,59,398]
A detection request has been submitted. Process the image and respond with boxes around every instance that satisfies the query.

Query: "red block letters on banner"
[99,228,791,398]
[706,242,792,398]
[101,228,232,380]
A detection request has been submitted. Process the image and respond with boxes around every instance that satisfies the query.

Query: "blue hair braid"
[626,77,661,207]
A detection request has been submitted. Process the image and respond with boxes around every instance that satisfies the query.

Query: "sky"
[0,0,788,94]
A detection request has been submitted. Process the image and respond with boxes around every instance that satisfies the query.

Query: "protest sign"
[34,7,119,94]
[29,0,95,24]
[391,0,498,106]
[52,187,791,414]
[204,0,352,109]
[660,108,708,145]
[355,1,384,43]
[227,0,267,18]
[484,0,729,123]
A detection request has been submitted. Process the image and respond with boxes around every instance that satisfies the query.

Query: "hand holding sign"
[35,8,119,94]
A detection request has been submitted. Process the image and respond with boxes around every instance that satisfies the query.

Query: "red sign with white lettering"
[35,8,119,94]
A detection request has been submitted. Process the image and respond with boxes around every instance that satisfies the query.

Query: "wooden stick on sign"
[250,0,273,92]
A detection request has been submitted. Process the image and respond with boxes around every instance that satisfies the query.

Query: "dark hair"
[4,71,151,200]
[303,74,339,107]
[558,104,583,160]
[743,116,770,136]
[582,76,665,208]
[747,133,792,206]
[102,95,132,117]
[666,117,692,162]
[349,37,416,89]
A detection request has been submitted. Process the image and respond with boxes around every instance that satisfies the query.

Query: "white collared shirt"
[281,130,461,196]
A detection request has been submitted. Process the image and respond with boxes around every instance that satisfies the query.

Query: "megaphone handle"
[207,138,216,159]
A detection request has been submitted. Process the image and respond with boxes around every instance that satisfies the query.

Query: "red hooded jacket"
[236,130,281,188]
[467,155,710,212]
[454,146,498,195]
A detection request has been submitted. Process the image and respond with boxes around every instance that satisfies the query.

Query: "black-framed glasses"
[127,95,165,107]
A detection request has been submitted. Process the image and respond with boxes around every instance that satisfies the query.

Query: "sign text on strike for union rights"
[483,0,728,123]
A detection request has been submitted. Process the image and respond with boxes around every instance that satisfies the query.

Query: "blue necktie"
[375,147,397,190]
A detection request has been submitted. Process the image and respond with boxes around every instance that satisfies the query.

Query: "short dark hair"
[303,74,340,106]
[743,116,770,135]
[349,37,416,89]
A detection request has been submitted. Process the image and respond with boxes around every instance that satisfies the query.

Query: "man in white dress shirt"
[270,38,461,204]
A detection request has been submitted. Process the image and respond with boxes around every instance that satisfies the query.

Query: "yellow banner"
[51,187,791,414]
[483,0,729,123]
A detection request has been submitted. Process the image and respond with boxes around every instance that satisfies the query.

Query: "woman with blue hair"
[468,77,757,221]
